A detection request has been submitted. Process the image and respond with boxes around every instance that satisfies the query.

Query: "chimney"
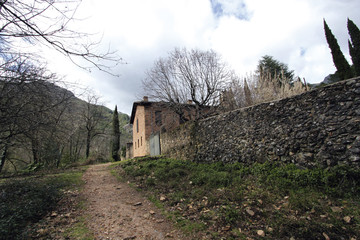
[143,96,148,102]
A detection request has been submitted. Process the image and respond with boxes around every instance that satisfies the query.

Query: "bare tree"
[0,0,121,73]
[143,48,236,118]
[0,0,123,171]
[0,56,75,172]
[82,94,108,159]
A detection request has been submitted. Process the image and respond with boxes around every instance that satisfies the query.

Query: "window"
[155,111,162,126]
[136,119,139,133]
[141,136,143,146]
[138,139,139,148]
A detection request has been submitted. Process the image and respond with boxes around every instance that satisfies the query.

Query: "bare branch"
[0,0,122,74]
[143,48,234,109]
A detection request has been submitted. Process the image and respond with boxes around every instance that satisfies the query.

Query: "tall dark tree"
[348,18,360,76]
[111,105,120,162]
[324,19,353,80]
[256,55,294,85]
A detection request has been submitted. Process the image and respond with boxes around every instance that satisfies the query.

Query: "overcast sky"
[44,0,360,115]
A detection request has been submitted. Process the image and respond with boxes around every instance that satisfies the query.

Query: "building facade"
[129,96,197,157]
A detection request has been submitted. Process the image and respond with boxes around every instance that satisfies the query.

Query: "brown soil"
[29,163,188,240]
[81,163,187,240]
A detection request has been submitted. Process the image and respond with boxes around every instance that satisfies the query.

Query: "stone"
[276,148,286,156]
[323,232,330,240]
[133,202,142,206]
[160,196,166,201]
[165,233,173,238]
[354,87,360,94]
[222,226,231,231]
[343,216,351,223]
[333,145,346,152]
[331,206,342,213]
[246,208,255,216]
[350,155,360,162]
[257,230,265,237]
[349,147,360,154]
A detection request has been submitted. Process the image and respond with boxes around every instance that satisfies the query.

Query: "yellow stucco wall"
[132,105,148,157]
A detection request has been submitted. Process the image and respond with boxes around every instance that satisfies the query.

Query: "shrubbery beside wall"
[161,77,360,168]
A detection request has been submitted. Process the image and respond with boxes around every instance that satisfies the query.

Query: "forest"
[0,78,131,174]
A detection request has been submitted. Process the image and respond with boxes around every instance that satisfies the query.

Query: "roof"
[129,100,199,124]
[129,100,153,124]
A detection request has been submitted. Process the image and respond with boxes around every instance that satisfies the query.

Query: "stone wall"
[160,77,360,168]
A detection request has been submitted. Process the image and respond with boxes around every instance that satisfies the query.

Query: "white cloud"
[40,0,360,115]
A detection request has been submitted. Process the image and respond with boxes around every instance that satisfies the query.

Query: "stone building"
[129,96,198,157]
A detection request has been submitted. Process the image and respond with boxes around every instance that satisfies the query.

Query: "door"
[149,132,161,156]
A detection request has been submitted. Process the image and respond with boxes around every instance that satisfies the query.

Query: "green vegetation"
[112,105,121,162]
[0,83,131,175]
[324,19,353,80]
[115,157,360,239]
[348,18,360,76]
[64,215,94,240]
[0,168,86,239]
[256,55,295,84]
[323,18,360,81]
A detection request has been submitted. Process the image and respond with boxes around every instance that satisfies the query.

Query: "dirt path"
[82,163,187,240]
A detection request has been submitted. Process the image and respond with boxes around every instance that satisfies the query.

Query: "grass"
[64,215,94,240]
[0,167,87,239]
[114,157,360,239]
[109,161,124,181]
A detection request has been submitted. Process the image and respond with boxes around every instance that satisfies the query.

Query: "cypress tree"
[112,105,120,161]
[348,18,360,76]
[323,19,353,80]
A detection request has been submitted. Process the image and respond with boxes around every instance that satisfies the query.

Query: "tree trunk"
[112,135,120,161]
[0,144,8,173]
[86,131,91,159]
[32,139,40,164]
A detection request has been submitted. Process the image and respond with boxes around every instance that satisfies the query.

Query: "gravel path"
[82,163,187,240]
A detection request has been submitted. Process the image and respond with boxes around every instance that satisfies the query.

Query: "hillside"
[0,81,131,174]
[69,95,132,153]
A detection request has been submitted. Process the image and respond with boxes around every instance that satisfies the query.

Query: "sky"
[43,0,360,115]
